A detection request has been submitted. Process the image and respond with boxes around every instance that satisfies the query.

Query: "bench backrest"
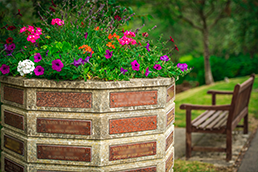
[227,74,255,128]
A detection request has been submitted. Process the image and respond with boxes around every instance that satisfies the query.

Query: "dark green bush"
[176,54,258,86]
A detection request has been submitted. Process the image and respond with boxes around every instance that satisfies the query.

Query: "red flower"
[81,22,84,26]
[6,37,13,44]
[142,32,149,37]
[7,26,16,31]
[114,15,122,21]
[170,36,174,42]
[174,45,179,51]
[49,7,55,12]
[51,0,57,7]
[138,42,142,46]
[16,9,22,16]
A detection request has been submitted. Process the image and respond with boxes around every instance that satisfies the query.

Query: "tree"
[122,0,231,85]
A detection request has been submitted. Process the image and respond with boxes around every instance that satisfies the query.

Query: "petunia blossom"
[145,43,150,52]
[7,26,16,30]
[0,64,10,74]
[177,63,188,72]
[114,15,122,21]
[71,58,82,67]
[145,67,150,77]
[27,25,34,33]
[52,59,64,72]
[153,64,162,70]
[131,60,140,71]
[34,53,42,62]
[34,66,44,76]
[160,55,169,62]
[120,67,128,75]
[105,49,113,59]
[6,37,13,44]
[8,43,16,51]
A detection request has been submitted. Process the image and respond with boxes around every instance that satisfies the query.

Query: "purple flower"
[145,43,150,52]
[105,49,113,59]
[120,67,128,75]
[34,66,44,76]
[131,60,140,71]
[34,53,42,62]
[7,43,16,51]
[177,63,188,71]
[46,50,49,56]
[52,59,64,72]
[83,56,90,64]
[153,64,162,70]
[145,67,150,77]
[160,55,169,62]
[71,58,83,67]
[0,64,10,74]
[5,50,13,56]
[84,32,88,39]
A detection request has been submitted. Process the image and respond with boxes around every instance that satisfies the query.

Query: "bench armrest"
[180,103,231,110]
[207,90,233,95]
[207,90,233,105]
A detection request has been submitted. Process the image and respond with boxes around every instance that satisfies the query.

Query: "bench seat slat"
[199,110,222,129]
[213,114,228,129]
[192,110,216,127]
[192,111,209,123]
[206,111,228,129]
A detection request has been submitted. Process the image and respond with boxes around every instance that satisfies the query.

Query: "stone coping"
[0,76,175,89]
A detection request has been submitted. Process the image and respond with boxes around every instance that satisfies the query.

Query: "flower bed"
[0,1,190,81]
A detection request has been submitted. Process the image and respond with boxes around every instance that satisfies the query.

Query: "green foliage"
[176,55,258,85]
[174,159,218,172]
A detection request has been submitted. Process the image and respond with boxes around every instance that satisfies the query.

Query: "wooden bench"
[180,74,255,161]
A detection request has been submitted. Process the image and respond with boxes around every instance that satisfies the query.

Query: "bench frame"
[180,74,255,161]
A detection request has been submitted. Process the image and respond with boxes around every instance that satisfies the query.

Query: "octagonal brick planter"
[1,76,175,172]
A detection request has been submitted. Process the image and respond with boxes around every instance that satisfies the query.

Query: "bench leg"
[186,131,191,159]
[226,130,232,161]
[244,113,248,134]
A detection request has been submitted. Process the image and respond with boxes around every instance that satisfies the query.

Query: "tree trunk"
[203,28,214,85]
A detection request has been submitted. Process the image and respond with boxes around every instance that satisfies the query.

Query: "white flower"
[17,59,35,76]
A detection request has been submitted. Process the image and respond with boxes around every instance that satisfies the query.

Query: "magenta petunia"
[105,49,113,59]
[153,64,162,70]
[34,53,42,62]
[131,60,140,71]
[177,63,188,71]
[160,55,169,62]
[0,64,10,74]
[145,67,150,77]
[52,59,64,72]
[120,67,128,75]
[84,32,88,39]
[34,66,44,76]
[7,43,16,51]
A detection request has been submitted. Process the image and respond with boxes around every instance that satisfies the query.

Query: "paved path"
[174,127,250,168]
[238,130,258,172]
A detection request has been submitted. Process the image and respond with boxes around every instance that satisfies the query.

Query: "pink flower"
[153,64,162,70]
[0,64,10,74]
[34,53,42,62]
[131,60,140,71]
[34,66,44,76]
[27,35,36,43]
[20,26,27,33]
[36,27,42,34]
[51,19,57,25]
[52,59,64,72]
[27,25,34,33]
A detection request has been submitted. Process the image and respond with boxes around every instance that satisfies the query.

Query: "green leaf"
[72,74,81,80]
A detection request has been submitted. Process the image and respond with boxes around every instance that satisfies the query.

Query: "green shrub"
[177,54,258,85]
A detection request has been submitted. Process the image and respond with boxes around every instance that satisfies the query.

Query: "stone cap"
[0,76,174,89]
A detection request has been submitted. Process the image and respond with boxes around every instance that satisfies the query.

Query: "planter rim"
[0,76,175,89]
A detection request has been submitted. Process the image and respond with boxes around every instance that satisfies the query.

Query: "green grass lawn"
[174,74,258,128]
